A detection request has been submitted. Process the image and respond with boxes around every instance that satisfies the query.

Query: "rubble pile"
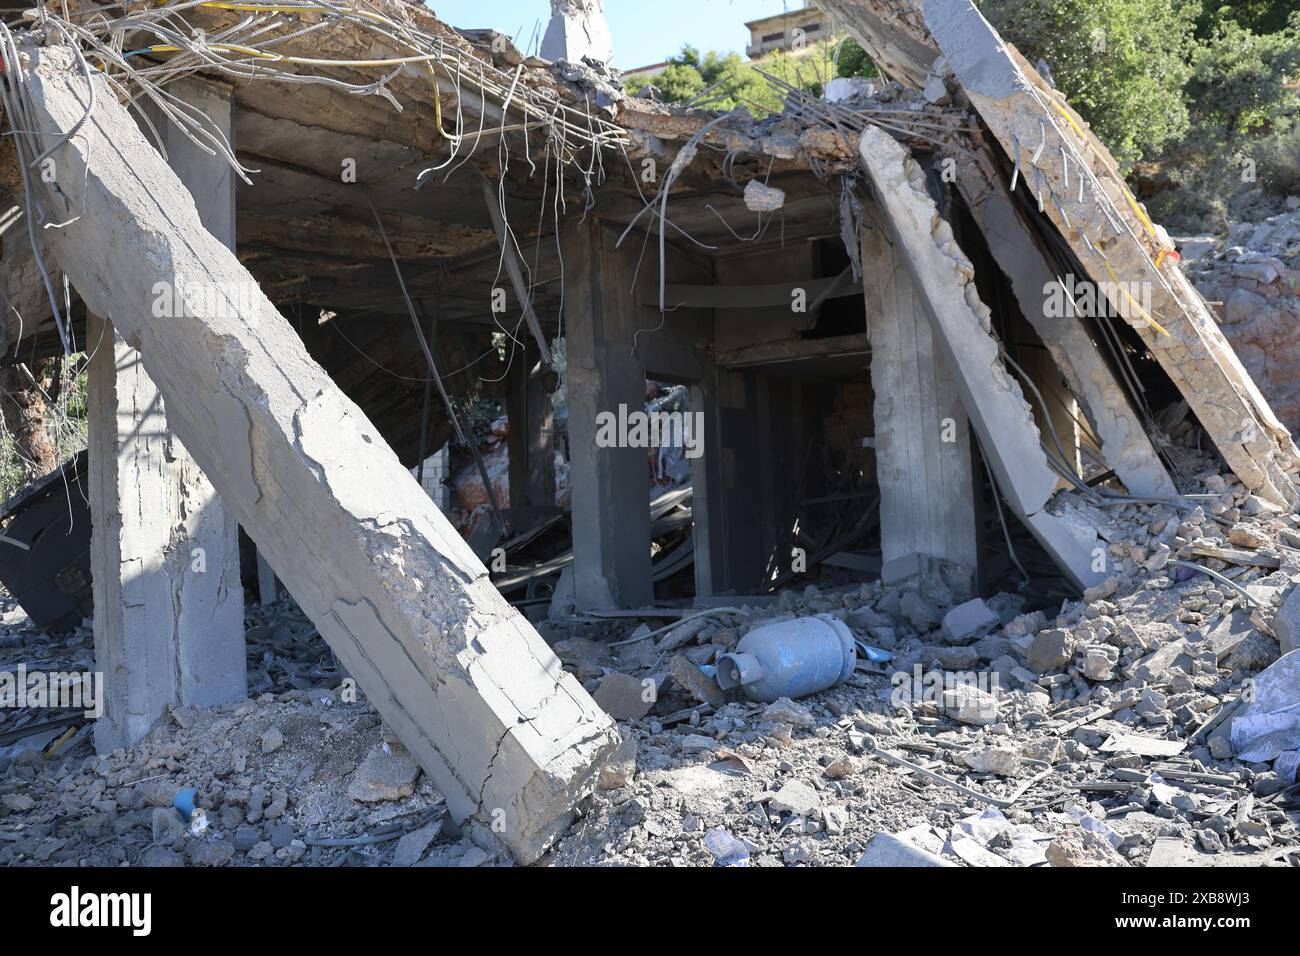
[541,478,1300,867]
[1182,203,1300,433]
[3,466,1299,866]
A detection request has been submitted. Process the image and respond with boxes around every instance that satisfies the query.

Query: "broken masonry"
[0,0,1297,864]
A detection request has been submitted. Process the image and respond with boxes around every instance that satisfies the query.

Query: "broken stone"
[942,684,1000,725]
[856,831,956,867]
[1083,577,1118,603]
[766,780,820,818]
[1045,827,1126,867]
[188,839,235,867]
[679,734,718,754]
[1027,629,1072,673]
[761,696,814,728]
[669,654,726,709]
[392,822,440,866]
[348,744,421,803]
[1079,644,1120,682]
[959,747,1022,776]
[260,726,284,754]
[941,598,999,644]
[232,825,261,853]
[592,671,654,720]
[596,734,637,790]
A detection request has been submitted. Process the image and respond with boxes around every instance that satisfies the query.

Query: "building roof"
[743,7,818,31]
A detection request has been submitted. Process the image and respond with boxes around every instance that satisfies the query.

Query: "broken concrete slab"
[348,743,421,803]
[21,43,619,864]
[857,125,1106,589]
[941,598,999,644]
[921,0,1300,508]
[1027,628,1072,674]
[953,155,1177,499]
[592,671,655,720]
[856,830,956,866]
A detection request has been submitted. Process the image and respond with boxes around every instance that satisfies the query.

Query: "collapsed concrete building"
[1,0,1298,865]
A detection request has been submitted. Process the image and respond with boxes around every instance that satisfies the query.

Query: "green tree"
[833,37,879,80]
[1197,0,1298,38]
[979,0,1199,169]
[623,40,859,116]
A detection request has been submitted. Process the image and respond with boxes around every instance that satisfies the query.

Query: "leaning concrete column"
[922,0,1300,506]
[23,44,617,863]
[562,217,653,610]
[862,222,979,575]
[859,126,1106,590]
[955,158,1177,498]
[89,77,246,751]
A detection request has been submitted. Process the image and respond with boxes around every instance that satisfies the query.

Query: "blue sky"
[426,1,805,69]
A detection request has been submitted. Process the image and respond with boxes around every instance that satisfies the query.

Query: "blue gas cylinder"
[715,614,856,703]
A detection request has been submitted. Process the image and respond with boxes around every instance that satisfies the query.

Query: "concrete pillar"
[862,223,979,574]
[858,126,1106,590]
[562,217,652,610]
[256,554,279,605]
[89,76,245,751]
[691,367,767,595]
[506,342,555,513]
[88,315,247,750]
[29,46,617,863]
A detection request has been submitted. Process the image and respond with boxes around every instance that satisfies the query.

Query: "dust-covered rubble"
[3,469,1300,866]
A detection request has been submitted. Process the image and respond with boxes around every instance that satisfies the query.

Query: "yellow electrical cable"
[1102,259,1170,336]
[198,1,389,25]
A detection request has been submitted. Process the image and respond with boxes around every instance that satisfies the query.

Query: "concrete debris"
[592,672,655,721]
[857,831,956,866]
[3,0,1300,872]
[348,744,422,803]
[743,180,786,213]
[541,0,614,66]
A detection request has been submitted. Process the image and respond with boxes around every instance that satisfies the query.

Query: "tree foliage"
[624,1,1298,226]
[979,0,1199,169]
[624,37,876,116]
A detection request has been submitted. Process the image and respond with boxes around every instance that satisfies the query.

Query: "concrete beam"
[858,126,1105,589]
[955,156,1177,498]
[861,222,978,575]
[815,0,939,89]
[562,217,653,611]
[22,44,618,863]
[922,0,1300,506]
